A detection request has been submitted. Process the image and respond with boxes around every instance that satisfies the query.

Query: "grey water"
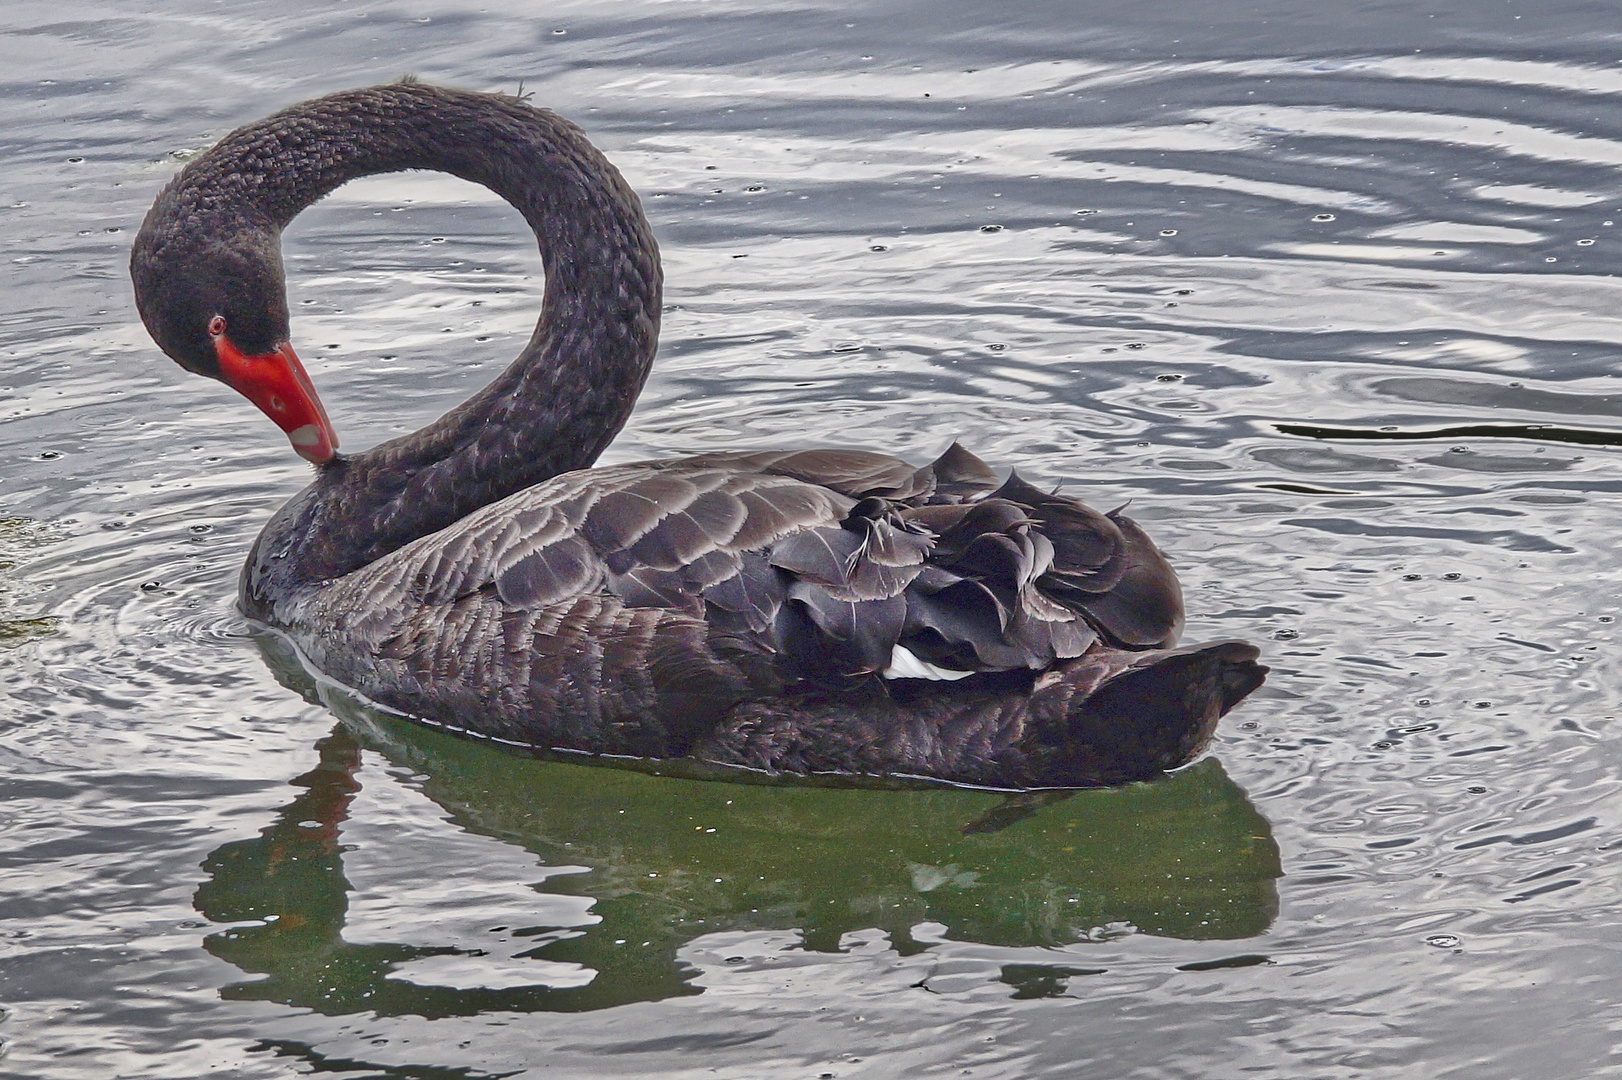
[3,0,1622,1076]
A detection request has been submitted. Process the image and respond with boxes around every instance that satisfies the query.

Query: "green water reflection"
[195,648,1280,1016]
[0,517,61,647]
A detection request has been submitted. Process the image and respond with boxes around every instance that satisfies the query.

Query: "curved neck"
[183,84,662,593]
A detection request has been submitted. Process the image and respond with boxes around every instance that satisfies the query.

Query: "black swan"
[130,82,1264,789]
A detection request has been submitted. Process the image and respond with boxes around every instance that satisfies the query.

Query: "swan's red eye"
[208,316,227,337]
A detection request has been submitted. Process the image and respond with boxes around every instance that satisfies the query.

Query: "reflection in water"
[0,517,62,647]
[193,638,1279,1016]
[1278,422,1622,448]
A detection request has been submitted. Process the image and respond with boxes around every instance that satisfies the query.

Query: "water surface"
[4,1,1622,1076]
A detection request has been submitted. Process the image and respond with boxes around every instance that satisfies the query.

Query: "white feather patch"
[882,644,975,681]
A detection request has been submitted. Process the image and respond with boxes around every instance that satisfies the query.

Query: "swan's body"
[132,82,1264,789]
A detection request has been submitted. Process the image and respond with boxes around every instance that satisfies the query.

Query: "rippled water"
[5,1,1622,1076]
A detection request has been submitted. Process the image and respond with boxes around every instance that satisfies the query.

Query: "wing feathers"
[928,441,1000,497]
[494,535,600,608]
[338,444,1182,695]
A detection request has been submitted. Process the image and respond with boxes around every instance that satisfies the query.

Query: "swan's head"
[130,221,339,464]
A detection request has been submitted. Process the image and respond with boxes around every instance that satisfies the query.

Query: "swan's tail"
[693,640,1266,789]
[1027,640,1266,786]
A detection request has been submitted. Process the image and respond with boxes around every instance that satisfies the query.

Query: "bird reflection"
[191,637,1281,1017]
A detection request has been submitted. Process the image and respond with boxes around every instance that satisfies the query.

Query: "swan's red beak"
[212,336,339,464]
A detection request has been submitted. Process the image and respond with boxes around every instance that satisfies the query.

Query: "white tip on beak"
[288,423,323,447]
[286,423,334,464]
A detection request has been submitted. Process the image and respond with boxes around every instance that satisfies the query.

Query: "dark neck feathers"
[157,83,662,603]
